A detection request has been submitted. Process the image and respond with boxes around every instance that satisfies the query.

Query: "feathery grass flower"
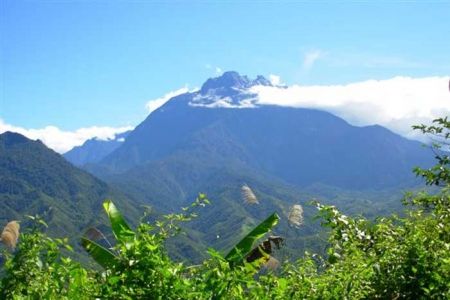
[1,221,20,250]
[241,184,259,204]
[288,204,303,228]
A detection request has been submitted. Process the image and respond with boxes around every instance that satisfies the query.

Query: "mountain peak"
[200,71,271,94]
[190,71,272,108]
[0,131,33,147]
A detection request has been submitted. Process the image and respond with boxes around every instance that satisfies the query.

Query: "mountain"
[82,71,432,260]
[64,131,131,167]
[0,132,140,242]
[96,71,432,190]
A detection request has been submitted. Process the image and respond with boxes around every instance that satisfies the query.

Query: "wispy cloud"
[145,86,195,113]
[251,76,450,140]
[0,119,133,153]
[302,49,324,71]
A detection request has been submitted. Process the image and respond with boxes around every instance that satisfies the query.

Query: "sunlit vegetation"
[1,118,449,299]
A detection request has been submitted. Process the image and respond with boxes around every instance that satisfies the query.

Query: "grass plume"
[288,204,303,228]
[241,184,259,204]
[1,221,20,250]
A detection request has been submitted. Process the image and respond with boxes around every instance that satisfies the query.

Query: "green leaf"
[225,212,280,264]
[103,199,135,244]
[81,237,117,269]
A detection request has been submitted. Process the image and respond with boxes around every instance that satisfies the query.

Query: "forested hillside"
[0,131,141,242]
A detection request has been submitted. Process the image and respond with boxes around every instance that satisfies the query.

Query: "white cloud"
[269,74,282,86]
[251,76,450,139]
[145,87,191,113]
[302,50,324,71]
[0,119,133,153]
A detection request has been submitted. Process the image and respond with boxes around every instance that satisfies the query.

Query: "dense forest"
[0,117,449,299]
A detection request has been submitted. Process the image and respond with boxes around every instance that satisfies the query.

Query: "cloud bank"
[0,119,133,154]
[251,76,450,139]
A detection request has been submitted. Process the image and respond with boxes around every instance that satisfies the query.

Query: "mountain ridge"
[64,130,131,166]
[0,131,140,241]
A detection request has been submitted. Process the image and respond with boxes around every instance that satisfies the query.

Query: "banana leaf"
[81,237,117,269]
[246,236,284,263]
[225,212,280,264]
[103,200,135,244]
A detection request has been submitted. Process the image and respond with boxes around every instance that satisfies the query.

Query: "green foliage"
[3,185,448,299]
[225,212,279,264]
[80,237,117,269]
[413,117,450,186]
[79,200,136,269]
[0,219,98,299]
[103,199,135,245]
[2,189,449,299]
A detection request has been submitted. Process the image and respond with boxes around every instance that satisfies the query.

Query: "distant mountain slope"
[0,131,140,240]
[64,131,130,167]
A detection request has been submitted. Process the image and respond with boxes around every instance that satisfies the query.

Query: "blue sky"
[1,1,449,151]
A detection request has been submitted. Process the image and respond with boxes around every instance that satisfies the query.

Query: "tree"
[413,117,450,186]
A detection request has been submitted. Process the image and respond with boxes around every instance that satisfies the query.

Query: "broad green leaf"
[225,212,280,263]
[103,199,135,244]
[81,237,117,269]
